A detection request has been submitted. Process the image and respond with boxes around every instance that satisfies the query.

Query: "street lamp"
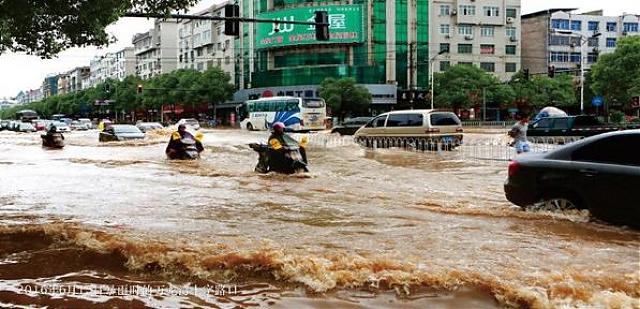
[553,29,601,114]
[430,50,448,110]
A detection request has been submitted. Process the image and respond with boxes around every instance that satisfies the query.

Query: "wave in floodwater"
[0,224,638,309]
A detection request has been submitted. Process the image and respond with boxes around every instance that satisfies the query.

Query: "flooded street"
[0,129,638,308]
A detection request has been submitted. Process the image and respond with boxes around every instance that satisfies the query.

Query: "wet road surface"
[0,129,638,308]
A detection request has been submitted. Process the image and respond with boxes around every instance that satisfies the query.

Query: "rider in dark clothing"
[267,122,308,172]
[165,124,204,158]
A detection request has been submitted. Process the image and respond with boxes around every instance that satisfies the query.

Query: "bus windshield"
[303,99,325,108]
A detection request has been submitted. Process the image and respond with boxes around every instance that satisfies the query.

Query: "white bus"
[240,96,327,132]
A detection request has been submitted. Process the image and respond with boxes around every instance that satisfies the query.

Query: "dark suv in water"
[527,115,619,138]
[504,130,640,228]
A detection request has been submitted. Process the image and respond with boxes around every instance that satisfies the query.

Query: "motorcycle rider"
[267,122,308,172]
[166,124,204,158]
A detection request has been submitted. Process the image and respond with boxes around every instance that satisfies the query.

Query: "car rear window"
[572,134,640,166]
[386,114,424,127]
[429,113,461,126]
[574,116,601,126]
[552,118,570,129]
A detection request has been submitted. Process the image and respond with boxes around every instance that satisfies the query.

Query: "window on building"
[440,43,450,53]
[606,22,617,32]
[506,8,517,18]
[506,45,517,55]
[196,48,203,57]
[571,20,582,31]
[459,5,476,16]
[550,51,569,62]
[480,62,495,72]
[458,44,473,54]
[570,52,581,63]
[588,21,599,31]
[505,63,517,72]
[480,44,495,55]
[481,26,495,37]
[458,24,473,36]
[440,24,450,35]
[506,27,517,39]
[197,62,204,71]
[440,5,450,16]
[606,38,617,47]
[623,23,639,32]
[440,61,451,71]
[483,6,500,17]
[587,52,599,63]
[588,37,599,47]
[552,19,570,30]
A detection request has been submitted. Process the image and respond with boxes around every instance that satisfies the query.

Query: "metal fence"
[292,133,583,164]
[461,121,510,128]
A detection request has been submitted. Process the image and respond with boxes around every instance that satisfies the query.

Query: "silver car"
[99,125,145,142]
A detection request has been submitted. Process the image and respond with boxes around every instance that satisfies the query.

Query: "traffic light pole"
[123,12,328,27]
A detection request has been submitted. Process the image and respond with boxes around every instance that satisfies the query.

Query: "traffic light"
[548,65,555,78]
[137,84,143,94]
[315,11,330,41]
[632,96,640,108]
[224,4,240,37]
[524,68,530,80]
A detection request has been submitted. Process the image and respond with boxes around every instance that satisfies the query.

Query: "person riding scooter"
[41,125,65,148]
[166,124,204,159]
[266,122,308,173]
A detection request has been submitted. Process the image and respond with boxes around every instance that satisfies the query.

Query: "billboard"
[256,5,364,49]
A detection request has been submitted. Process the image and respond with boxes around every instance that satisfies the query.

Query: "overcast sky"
[0,0,635,98]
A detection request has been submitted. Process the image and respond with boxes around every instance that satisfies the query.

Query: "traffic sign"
[592,96,604,107]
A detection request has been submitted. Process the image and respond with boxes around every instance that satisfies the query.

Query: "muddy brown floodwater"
[0,129,638,308]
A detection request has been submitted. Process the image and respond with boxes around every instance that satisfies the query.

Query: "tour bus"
[15,109,38,123]
[240,96,327,132]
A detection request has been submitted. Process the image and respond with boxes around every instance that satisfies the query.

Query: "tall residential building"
[89,47,136,87]
[42,75,59,98]
[57,73,70,95]
[234,0,430,111]
[522,9,640,75]
[178,3,235,77]
[133,19,179,80]
[68,66,90,93]
[429,0,522,81]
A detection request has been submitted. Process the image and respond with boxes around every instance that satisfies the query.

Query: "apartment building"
[522,9,640,74]
[178,3,235,77]
[133,19,179,80]
[68,66,90,93]
[88,47,136,88]
[429,0,522,81]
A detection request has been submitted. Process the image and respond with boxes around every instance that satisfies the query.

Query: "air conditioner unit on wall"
[451,9,457,16]
[510,36,518,42]
[445,34,451,39]
[465,35,474,40]
[506,17,515,24]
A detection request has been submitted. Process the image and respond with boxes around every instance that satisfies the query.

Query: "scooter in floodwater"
[249,135,309,174]
[166,126,204,160]
[167,137,201,160]
[41,128,65,149]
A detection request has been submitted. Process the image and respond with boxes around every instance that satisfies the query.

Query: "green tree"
[0,0,198,58]
[433,65,512,109]
[528,75,576,109]
[590,36,640,111]
[318,77,371,118]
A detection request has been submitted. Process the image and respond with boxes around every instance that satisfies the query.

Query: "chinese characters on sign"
[257,5,363,49]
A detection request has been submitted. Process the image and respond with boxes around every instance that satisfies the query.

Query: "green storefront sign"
[256,5,364,49]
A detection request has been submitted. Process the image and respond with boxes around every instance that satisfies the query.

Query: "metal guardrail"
[461,121,509,127]
[288,133,583,164]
